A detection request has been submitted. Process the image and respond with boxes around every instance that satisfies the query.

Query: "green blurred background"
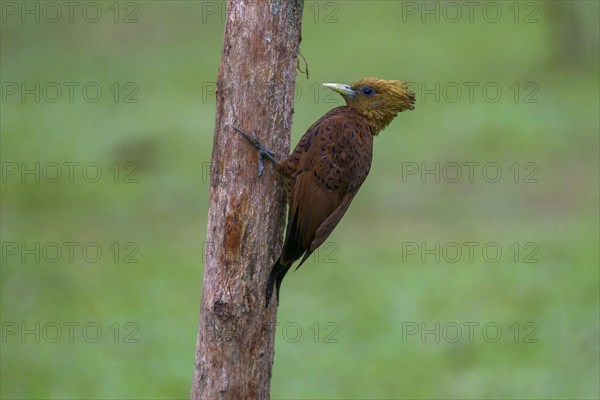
[1,1,598,398]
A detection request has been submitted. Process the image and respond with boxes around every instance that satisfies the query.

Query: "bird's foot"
[234,128,277,177]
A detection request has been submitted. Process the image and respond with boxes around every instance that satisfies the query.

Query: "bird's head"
[323,77,415,135]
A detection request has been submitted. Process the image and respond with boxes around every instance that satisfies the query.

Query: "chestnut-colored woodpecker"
[235,77,415,307]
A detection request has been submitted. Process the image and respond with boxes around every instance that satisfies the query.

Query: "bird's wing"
[280,110,372,267]
[278,161,343,266]
[308,192,355,253]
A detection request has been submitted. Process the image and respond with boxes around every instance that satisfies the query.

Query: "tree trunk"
[191,1,303,399]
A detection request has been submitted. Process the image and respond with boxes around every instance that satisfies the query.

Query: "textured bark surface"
[191,1,303,399]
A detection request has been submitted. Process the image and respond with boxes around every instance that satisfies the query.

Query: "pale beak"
[323,83,356,98]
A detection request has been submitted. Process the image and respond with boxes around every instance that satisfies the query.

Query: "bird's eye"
[361,86,375,96]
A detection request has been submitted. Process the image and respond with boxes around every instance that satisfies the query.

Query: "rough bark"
[191,1,303,399]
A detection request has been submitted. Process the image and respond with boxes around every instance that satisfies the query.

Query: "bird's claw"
[234,127,277,176]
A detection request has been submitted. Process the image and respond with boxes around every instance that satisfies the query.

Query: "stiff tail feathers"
[265,258,292,308]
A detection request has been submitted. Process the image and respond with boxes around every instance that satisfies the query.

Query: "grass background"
[1,1,598,399]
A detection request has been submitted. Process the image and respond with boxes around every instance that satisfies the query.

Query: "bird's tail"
[265,257,292,308]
